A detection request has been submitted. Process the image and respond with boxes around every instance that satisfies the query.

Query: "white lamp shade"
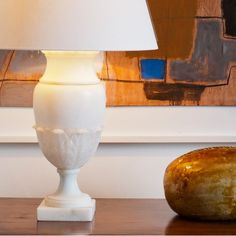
[0,0,158,51]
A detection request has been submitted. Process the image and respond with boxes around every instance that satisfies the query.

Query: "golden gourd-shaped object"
[164,147,236,220]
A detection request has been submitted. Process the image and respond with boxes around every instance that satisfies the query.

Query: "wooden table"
[1,198,236,235]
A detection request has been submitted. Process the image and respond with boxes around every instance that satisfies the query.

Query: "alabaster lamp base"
[37,199,96,221]
[33,51,106,222]
[37,169,96,221]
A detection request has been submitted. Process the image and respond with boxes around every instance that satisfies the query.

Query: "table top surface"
[1,198,236,235]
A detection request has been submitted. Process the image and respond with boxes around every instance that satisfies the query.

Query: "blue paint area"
[140,59,166,80]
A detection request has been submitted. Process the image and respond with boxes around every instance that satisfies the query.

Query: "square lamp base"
[37,199,96,221]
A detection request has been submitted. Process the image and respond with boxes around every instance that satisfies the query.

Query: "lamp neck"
[40,51,103,85]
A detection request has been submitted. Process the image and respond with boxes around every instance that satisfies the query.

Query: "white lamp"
[0,0,158,221]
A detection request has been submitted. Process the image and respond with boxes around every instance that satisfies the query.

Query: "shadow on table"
[165,215,236,235]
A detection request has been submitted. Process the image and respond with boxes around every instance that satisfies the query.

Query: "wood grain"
[197,0,222,17]
[105,52,140,81]
[0,81,37,107]
[200,67,236,105]
[1,198,236,235]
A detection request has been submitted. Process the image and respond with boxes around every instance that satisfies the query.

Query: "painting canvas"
[0,0,236,107]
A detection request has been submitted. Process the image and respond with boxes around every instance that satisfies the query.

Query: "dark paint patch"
[170,19,236,85]
[140,59,166,80]
[0,51,12,80]
[144,82,205,105]
[0,51,10,71]
[222,0,236,37]
[9,50,46,75]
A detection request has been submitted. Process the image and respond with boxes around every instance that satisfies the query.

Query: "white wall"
[1,106,236,198]
[0,142,235,199]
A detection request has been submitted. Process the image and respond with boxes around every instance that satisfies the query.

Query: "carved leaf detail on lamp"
[34,126,102,169]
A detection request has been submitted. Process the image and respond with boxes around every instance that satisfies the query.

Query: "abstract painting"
[0,0,236,107]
